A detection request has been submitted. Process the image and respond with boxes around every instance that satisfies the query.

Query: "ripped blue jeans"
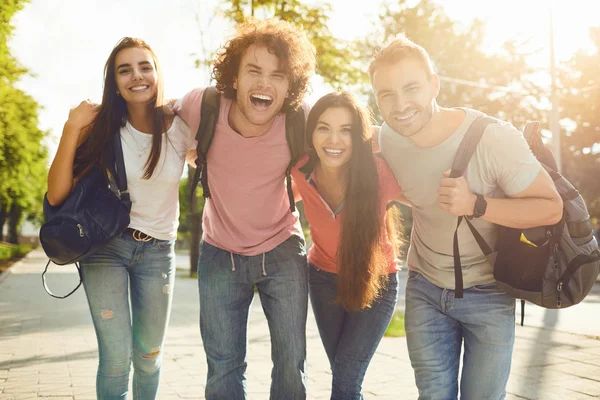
[80,231,176,400]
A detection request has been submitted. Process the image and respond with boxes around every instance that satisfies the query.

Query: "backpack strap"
[285,106,306,212]
[451,115,496,298]
[42,260,83,299]
[111,129,131,212]
[190,87,220,206]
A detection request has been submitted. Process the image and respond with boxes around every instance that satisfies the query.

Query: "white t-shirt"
[120,116,195,240]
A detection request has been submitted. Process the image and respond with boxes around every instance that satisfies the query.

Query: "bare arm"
[438,168,563,229]
[47,101,98,206]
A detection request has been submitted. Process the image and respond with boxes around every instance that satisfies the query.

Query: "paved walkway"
[1,249,599,399]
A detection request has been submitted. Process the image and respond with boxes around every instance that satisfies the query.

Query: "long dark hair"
[73,37,169,180]
[305,91,389,312]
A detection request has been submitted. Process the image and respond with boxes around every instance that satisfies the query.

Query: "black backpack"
[189,86,306,212]
[39,131,131,298]
[450,116,600,324]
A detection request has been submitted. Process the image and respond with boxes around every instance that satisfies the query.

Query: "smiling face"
[372,57,439,139]
[312,107,354,171]
[114,47,158,106]
[231,44,290,133]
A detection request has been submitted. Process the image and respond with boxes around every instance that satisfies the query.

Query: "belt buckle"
[132,229,152,242]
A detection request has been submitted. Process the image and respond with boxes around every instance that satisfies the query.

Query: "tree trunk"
[7,204,22,245]
[0,204,7,242]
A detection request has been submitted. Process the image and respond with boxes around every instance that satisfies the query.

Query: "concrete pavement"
[1,249,599,399]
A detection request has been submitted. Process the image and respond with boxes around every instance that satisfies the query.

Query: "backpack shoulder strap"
[449,115,497,178]
[523,120,560,172]
[450,115,496,299]
[190,86,220,203]
[196,86,220,162]
[284,106,306,213]
[286,106,306,164]
[111,130,131,212]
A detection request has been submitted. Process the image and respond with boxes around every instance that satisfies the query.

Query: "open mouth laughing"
[250,93,274,110]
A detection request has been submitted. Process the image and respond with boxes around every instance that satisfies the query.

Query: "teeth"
[324,148,343,155]
[395,111,417,121]
[130,85,148,92]
[251,94,273,101]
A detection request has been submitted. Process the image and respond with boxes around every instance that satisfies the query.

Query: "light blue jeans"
[405,271,515,400]
[197,235,308,400]
[80,232,175,400]
[309,264,398,399]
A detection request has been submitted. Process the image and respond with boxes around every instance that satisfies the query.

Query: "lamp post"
[549,5,562,172]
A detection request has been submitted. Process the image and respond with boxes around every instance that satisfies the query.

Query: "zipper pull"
[557,281,563,307]
[77,224,84,237]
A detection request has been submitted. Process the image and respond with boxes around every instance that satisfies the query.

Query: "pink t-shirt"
[291,155,402,274]
[177,88,303,255]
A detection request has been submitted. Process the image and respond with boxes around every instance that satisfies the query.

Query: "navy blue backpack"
[40,130,131,298]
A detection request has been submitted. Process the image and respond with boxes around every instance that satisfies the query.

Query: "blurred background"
[2,0,599,272]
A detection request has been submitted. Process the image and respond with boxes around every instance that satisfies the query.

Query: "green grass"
[384,311,406,337]
[0,243,34,261]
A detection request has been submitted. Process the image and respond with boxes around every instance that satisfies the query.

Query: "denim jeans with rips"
[197,235,308,400]
[80,232,176,400]
[405,270,515,400]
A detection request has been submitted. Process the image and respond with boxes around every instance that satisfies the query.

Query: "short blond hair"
[368,33,435,81]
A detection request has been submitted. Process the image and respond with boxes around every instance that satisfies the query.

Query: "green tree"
[217,0,363,88]
[178,166,206,276]
[559,27,600,218]
[0,0,48,243]
[356,0,544,128]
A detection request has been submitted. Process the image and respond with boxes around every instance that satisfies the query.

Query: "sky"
[8,0,600,159]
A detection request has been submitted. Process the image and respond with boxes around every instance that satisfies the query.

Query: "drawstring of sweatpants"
[228,251,266,276]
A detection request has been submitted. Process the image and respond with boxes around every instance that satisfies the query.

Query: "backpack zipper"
[77,224,84,238]
[553,242,562,307]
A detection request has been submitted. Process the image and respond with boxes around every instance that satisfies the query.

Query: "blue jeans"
[309,264,398,400]
[405,271,515,400]
[80,232,176,400]
[198,236,309,400]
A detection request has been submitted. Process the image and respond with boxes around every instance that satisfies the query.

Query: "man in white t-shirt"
[369,34,563,399]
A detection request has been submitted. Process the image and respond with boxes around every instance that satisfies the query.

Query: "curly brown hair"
[212,18,316,112]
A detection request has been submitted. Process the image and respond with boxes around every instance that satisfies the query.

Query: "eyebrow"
[317,121,352,128]
[245,63,286,75]
[403,80,420,89]
[116,60,152,70]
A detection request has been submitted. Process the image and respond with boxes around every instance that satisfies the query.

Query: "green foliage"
[0,0,48,240]
[178,168,206,245]
[218,0,363,87]
[384,311,405,337]
[0,242,34,261]
[559,27,600,218]
[0,0,28,85]
[356,0,542,128]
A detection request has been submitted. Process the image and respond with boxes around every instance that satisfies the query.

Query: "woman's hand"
[65,100,99,133]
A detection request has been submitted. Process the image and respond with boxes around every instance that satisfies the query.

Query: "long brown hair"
[73,37,169,180]
[305,91,389,312]
[212,18,316,113]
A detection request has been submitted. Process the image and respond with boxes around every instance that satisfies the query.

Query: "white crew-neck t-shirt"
[119,116,195,240]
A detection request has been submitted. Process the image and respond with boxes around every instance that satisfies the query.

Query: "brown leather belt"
[124,228,154,242]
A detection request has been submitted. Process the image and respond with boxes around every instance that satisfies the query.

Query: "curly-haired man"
[176,18,316,399]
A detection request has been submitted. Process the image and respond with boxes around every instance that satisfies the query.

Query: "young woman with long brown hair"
[47,37,195,400]
[291,91,404,399]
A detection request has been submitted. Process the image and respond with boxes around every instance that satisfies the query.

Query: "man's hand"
[438,169,477,216]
